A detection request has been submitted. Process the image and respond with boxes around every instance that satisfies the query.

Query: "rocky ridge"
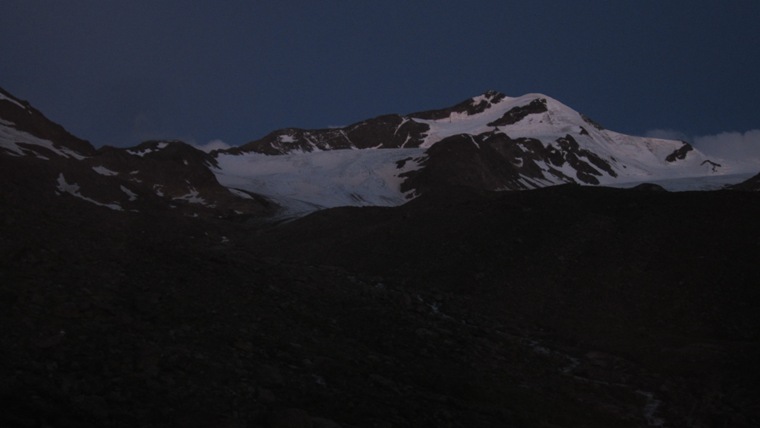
[3,86,752,220]
[1,88,275,220]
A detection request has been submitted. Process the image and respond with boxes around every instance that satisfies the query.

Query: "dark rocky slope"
[2,182,759,427]
[729,171,760,191]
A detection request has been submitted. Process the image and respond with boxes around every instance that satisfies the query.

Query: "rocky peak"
[487,97,548,127]
[0,86,94,158]
[119,140,219,168]
[408,91,507,121]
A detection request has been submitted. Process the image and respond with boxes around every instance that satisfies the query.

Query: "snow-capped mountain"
[214,90,731,215]
[1,86,754,219]
[404,92,721,187]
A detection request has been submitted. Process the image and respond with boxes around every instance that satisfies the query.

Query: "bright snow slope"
[214,148,425,217]
[211,92,749,216]
[414,93,723,182]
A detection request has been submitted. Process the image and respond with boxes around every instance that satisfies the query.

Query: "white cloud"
[692,129,760,157]
[692,130,760,173]
[644,128,688,141]
[644,128,760,173]
[191,139,231,153]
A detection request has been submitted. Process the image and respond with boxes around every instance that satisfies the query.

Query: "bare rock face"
[409,90,507,120]
[400,132,619,197]
[90,141,277,218]
[232,114,431,155]
[486,97,548,127]
[665,142,694,162]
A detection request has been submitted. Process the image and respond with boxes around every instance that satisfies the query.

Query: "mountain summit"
[211,91,726,215]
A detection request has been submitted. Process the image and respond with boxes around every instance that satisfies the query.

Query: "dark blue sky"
[2,1,759,149]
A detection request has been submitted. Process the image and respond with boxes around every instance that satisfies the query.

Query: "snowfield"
[213,148,425,217]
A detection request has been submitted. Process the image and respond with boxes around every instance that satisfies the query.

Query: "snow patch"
[637,390,665,427]
[393,117,409,136]
[120,185,138,201]
[55,173,123,211]
[228,188,253,199]
[127,142,167,157]
[173,187,206,204]
[92,165,119,176]
[470,94,492,106]
[533,159,580,184]
[0,125,86,160]
[127,149,149,157]
[0,91,26,109]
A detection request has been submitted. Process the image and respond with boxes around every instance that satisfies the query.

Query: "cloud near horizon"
[645,129,760,173]
[691,129,760,156]
[692,130,760,173]
[191,139,231,153]
[644,129,689,142]
[693,129,760,173]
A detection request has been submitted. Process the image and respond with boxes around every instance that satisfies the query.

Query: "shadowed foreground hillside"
[2,183,759,427]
